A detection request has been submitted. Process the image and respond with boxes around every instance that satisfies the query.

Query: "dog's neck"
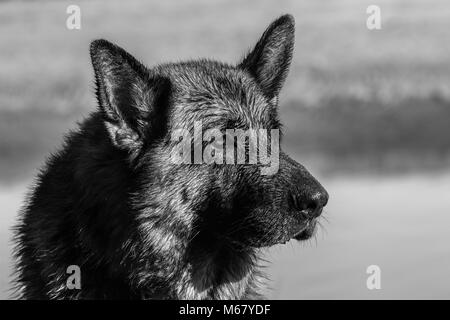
[134,212,265,299]
[175,234,264,299]
[73,117,265,299]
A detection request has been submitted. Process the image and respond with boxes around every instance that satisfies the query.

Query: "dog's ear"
[239,14,295,101]
[90,39,170,154]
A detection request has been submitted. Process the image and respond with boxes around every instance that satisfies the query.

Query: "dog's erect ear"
[90,39,170,154]
[239,14,295,101]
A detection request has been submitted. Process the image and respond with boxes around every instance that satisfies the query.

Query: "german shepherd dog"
[14,14,328,299]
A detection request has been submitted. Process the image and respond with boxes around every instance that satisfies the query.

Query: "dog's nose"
[309,190,329,217]
[290,189,328,218]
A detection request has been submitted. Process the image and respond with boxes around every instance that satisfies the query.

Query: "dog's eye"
[210,138,223,150]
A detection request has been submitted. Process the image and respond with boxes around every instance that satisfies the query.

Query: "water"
[0,183,25,299]
[266,173,450,299]
[1,174,450,299]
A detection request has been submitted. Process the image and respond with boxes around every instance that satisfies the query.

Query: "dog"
[13,14,328,299]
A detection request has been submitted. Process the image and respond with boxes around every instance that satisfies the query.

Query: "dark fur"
[13,15,328,299]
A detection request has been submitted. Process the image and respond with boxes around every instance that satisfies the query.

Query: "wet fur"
[13,14,327,299]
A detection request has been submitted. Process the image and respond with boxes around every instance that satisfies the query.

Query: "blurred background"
[1,0,450,299]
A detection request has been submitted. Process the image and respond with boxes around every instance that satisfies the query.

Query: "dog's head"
[90,14,328,248]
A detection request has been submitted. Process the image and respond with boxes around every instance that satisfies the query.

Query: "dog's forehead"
[155,60,276,129]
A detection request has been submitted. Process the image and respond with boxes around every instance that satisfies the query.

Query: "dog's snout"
[290,189,328,219]
[314,189,329,208]
[309,190,328,216]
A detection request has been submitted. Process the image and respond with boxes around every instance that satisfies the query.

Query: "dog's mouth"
[277,219,318,245]
[292,219,317,241]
